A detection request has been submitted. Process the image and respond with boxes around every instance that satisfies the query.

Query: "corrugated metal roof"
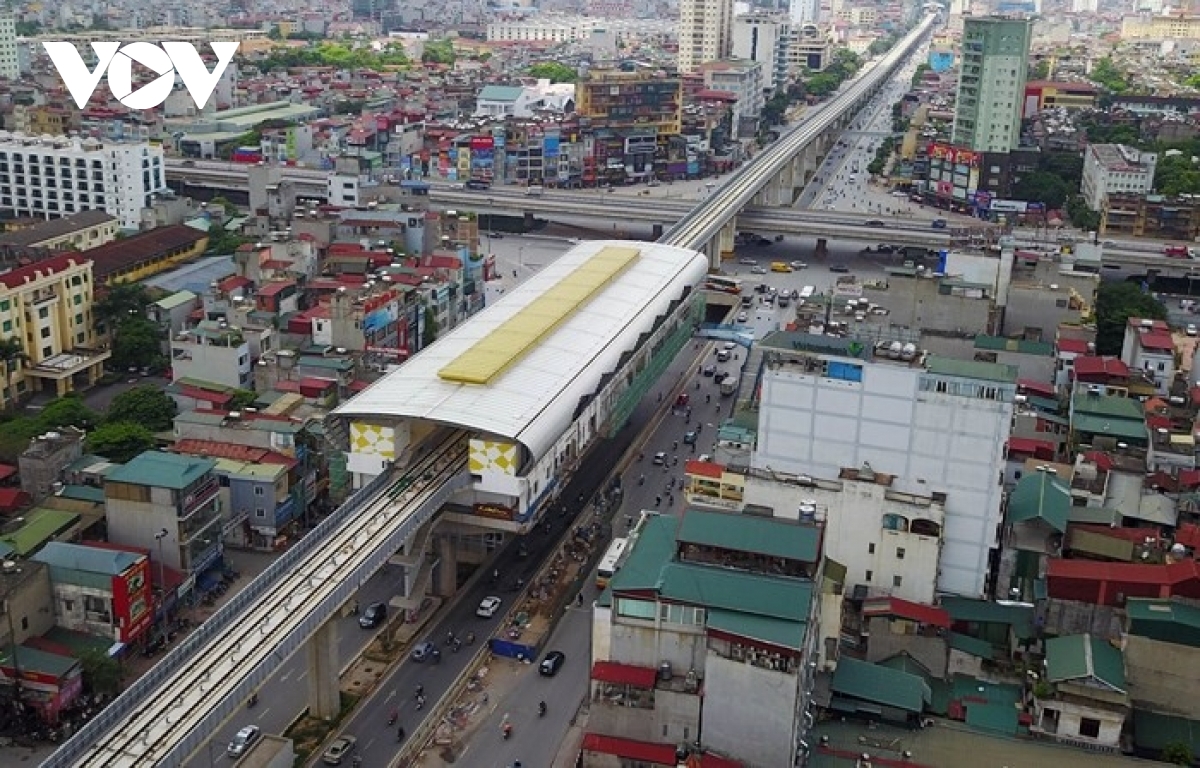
[334,241,709,459]
[1045,633,1126,692]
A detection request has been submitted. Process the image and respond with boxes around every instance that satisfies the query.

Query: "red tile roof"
[0,487,31,511]
[82,225,208,280]
[1128,318,1170,332]
[685,459,723,479]
[581,734,741,767]
[0,253,88,289]
[862,596,950,628]
[1007,437,1056,458]
[175,385,234,405]
[219,275,252,293]
[258,280,296,298]
[173,439,296,467]
[591,661,658,688]
[1176,523,1200,550]
[1083,451,1113,471]
[1056,338,1090,354]
[1139,332,1175,352]
[1017,378,1055,397]
[1072,355,1129,378]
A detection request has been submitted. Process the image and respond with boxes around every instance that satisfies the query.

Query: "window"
[40,327,50,339]
[865,570,873,581]
[868,543,875,554]
[1079,717,1101,739]
[896,547,906,559]
[254,486,265,496]
[893,574,903,588]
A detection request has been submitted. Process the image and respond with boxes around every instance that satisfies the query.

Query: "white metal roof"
[334,239,709,459]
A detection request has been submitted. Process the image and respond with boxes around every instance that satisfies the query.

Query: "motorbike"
[248,693,258,708]
[466,631,476,645]
[538,701,547,717]
[388,710,398,726]
[502,723,513,740]
[396,727,406,743]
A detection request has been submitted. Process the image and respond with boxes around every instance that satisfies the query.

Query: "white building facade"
[753,336,1016,598]
[732,13,792,93]
[0,16,19,80]
[1081,144,1158,212]
[678,0,735,73]
[0,133,167,229]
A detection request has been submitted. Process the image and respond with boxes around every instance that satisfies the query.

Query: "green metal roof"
[58,485,106,504]
[1071,412,1148,442]
[478,85,526,102]
[154,290,198,310]
[675,509,821,562]
[106,451,215,490]
[608,514,678,593]
[1132,710,1200,753]
[1007,472,1070,533]
[659,561,813,623]
[1126,598,1200,648]
[830,657,931,714]
[974,335,1053,356]
[44,625,119,656]
[1044,634,1126,692]
[707,609,806,651]
[925,356,1018,383]
[947,632,997,660]
[1067,506,1121,525]
[32,541,140,576]
[0,508,80,556]
[941,597,1035,640]
[0,645,80,677]
[1071,390,1145,420]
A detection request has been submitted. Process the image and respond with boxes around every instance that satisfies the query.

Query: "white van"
[526,185,545,196]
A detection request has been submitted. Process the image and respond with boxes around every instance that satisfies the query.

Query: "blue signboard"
[544,135,560,159]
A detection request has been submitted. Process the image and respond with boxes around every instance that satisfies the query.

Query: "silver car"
[227,725,260,758]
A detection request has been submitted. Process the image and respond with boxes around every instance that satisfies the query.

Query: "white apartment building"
[753,333,1016,598]
[1081,143,1158,212]
[790,0,821,25]
[678,0,735,73]
[741,470,945,604]
[700,59,765,139]
[732,12,791,93]
[0,133,167,230]
[170,321,254,390]
[485,16,675,44]
[0,16,19,80]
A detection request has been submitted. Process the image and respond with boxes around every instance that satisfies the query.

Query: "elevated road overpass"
[45,16,939,768]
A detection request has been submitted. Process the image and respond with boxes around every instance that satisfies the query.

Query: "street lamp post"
[154,529,168,642]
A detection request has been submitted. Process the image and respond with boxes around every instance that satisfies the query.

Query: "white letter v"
[43,42,121,109]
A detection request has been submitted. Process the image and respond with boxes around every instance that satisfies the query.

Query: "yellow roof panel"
[439,246,640,384]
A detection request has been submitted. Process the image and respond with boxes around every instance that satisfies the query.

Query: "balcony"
[178,478,219,519]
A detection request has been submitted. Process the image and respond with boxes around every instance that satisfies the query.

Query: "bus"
[596,538,629,589]
[799,285,816,300]
[704,275,743,295]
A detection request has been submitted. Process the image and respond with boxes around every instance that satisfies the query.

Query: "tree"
[1039,153,1084,189]
[421,39,456,65]
[0,337,28,407]
[1161,742,1194,766]
[1094,281,1167,355]
[94,284,152,331]
[422,306,438,349]
[107,386,178,432]
[1066,195,1101,232]
[40,395,97,431]
[1012,171,1070,210]
[526,62,577,84]
[86,422,156,462]
[78,648,123,696]
[111,317,165,372]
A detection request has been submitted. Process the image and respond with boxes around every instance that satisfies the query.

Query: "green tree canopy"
[107,386,178,432]
[1091,57,1131,94]
[526,62,578,83]
[94,284,152,329]
[40,395,97,431]
[1153,154,1200,196]
[111,318,164,372]
[1012,171,1070,210]
[421,39,456,65]
[1162,742,1194,766]
[86,422,156,463]
[78,648,123,696]
[1094,281,1167,355]
[256,42,409,73]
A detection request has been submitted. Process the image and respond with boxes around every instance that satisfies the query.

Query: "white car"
[1188,324,1198,337]
[790,261,807,269]
[477,596,503,618]
[227,725,261,757]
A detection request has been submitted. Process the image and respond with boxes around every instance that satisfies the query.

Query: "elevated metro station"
[329,239,708,603]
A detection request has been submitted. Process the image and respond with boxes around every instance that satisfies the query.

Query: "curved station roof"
[333,240,709,459]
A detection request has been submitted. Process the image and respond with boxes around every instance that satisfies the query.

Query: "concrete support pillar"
[435,535,457,597]
[703,238,722,271]
[718,219,737,262]
[523,211,535,230]
[305,620,340,720]
[651,223,663,239]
